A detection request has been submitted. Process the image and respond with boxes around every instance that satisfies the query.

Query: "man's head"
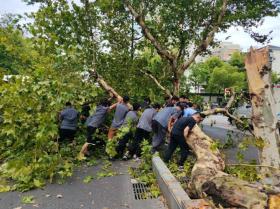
[66,102,72,106]
[178,102,188,109]
[100,98,110,107]
[133,103,141,111]
[144,97,151,104]
[179,95,187,102]
[192,103,198,109]
[152,103,161,111]
[175,103,184,112]
[171,96,179,104]
[123,95,130,103]
[192,112,205,123]
[164,95,170,102]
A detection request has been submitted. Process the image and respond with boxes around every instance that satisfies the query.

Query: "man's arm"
[183,126,190,139]
[168,116,176,133]
[108,102,118,111]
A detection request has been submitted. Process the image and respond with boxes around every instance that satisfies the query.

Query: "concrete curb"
[152,156,192,209]
[152,156,211,209]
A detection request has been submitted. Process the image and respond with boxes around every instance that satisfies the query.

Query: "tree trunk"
[245,47,280,169]
[173,78,180,96]
[186,125,280,208]
[89,68,121,99]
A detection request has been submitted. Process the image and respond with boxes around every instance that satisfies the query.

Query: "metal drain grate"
[132,183,155,200]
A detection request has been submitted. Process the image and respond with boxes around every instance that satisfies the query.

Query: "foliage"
[229,52,246,71]
[167,155,195,191]
[96,160,117,179]
[0,14,39,74]
[225,165,260,182]
[117,0,279,94]
[21,195,35,204]
[83,175,94,183]
[272,72,280,84]
[0,66,100,191]
[208,63,246,93]
[105,121,133,158]
[189,95,204,108]
[188,56,247,93]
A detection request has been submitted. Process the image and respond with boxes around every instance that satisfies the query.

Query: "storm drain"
[132,183,155,200]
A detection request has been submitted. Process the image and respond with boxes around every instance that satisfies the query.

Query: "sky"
[1,0,280,51]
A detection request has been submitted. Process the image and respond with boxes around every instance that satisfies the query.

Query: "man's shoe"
[178,166,184,171]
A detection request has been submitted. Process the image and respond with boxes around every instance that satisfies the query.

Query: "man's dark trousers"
[116,132,133,157]
[151,120,167,152]
[129,128,150,157]
[164,133,189,166]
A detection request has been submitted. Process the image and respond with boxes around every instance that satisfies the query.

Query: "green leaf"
[83,175,94,183]
[21,195,35,204]
[0,184,10,193]
[33,179,45,188]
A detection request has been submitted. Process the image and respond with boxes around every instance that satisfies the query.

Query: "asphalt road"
[202,124,259,163]
[0,160,166,209]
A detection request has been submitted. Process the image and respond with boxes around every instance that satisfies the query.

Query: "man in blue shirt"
[151,103,183,153]
[108,95,130,140]
[79,99,118,156]
[183,103,198,117]
[116,103,141,158]
[59,102,79,142]
[124,103,161,159]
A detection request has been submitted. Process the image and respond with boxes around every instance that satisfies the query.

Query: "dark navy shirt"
[171,117,197,136]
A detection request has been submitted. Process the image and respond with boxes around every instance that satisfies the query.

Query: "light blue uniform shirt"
[183,108,197,117]
[60,107,79,130]
[86,105,108,128]
[122,110,138,127]
[137,108,157,132]
[153,107,181,128]
[111,103,129,128]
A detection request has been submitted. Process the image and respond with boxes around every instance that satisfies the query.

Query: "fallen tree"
[88,59,280,208]
[186,126,280,208]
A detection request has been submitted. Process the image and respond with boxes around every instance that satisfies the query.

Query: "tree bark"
[173,78,180,96]
[139,69,172,97]
[89,68,121,99]
[186,125,280,208]
[245,47,280,169]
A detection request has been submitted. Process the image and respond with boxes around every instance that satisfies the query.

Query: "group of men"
[58,95,205,168]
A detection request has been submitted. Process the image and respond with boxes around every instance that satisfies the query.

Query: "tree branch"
[89,68,121,99]
[201,91,255,136]
[179,0,228,74]
[124,0,175,66]
[139,69,171,96]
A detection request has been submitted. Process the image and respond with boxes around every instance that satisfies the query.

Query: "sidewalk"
[0,160,166,209]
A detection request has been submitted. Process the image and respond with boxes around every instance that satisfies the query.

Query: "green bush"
[0,68,100,191]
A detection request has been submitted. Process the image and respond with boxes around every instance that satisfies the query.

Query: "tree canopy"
[188,53,246,93]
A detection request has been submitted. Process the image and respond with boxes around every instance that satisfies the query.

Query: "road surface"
[0,160,166,209]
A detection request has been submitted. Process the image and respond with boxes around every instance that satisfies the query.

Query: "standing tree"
[122,0,279,95]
